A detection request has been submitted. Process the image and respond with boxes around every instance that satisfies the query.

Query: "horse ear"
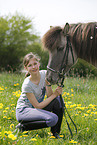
[63,23,70,35]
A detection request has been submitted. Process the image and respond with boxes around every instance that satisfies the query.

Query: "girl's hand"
[54,86,63,96]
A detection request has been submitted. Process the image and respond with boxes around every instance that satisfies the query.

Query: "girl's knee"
[46,113,58,127]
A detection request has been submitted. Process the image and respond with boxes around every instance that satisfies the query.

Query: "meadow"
[0,72,97,145]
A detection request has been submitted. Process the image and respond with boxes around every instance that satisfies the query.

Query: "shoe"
[16,123,25,132]
[53,132,61,139]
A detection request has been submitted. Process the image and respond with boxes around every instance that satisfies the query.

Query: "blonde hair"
[23,52,40,77]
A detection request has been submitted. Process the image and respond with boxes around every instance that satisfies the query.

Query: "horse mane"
[69,22,97,65]
[42,26,62,51]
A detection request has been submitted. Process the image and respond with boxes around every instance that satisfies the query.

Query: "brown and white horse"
[42,22,97,85]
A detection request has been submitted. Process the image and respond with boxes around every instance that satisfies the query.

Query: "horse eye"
[57,47,64,51]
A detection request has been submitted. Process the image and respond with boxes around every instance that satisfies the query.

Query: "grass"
[0,72,97,145]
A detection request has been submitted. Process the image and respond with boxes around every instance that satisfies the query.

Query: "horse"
[42,22,97,85]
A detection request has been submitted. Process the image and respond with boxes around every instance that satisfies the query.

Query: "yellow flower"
[84,113,88,117]
[10,104,15,106]
[10,124,14,129]
[22,131,28,134]
[87,110,91,113]
[0,103,3,109]
[50,136,56,139]
[22,134,28,137]
[71,89,74,92]
[8,117,12,120]
[3,110,7,113]
[6,131,12,134]
[30,138,37,141]
[94,112,97,115]
[62,92,67,96]
[0,87,4,90]
[3,116,7,119]
[69,140,78,143]
[71,94,74,96]
[77,104,81,107]
[67,93,70,96]
[5,107,9,110]
[8,134,17,140]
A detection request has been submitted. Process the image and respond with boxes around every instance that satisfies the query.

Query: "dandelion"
[78,111,81,114]
[77,104,81,107]
[10,124,14,129]
[22,134,28,137]
[5,107,9,110]
[84,113,88,117]
[69,140,78,143]
[71,94,74,96]
[71,88,74,92]
[3,110,7,113]
[67,101,72,104]
[0,87,4,90]
[87,110,91,113]
[60,135,64,138]
[30,138,37,141]
[22,131,28,134]
[67,93,70,96]
[8,133,17,140]
[50,136,56,139]
[8,117,12,120]
[94,112,97,115]
[6,131,12,134]
[10,104,15,106]
[3,116,7,119]
[0,103,3,109]
[62,92,67,96]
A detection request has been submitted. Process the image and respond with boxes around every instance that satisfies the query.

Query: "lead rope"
[60,94,77,137]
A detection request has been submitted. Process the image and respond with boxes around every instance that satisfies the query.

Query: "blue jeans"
[16,96,63,134]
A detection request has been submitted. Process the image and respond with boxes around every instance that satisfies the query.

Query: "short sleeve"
[22,84,33,94]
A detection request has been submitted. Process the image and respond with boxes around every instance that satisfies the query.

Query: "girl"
[16,52,63,138]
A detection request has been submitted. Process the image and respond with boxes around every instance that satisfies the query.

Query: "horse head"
[42,24,77,85]
[42,22,97,85]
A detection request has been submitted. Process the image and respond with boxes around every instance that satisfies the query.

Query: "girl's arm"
[45,79,53,97]
[26,86,62,109]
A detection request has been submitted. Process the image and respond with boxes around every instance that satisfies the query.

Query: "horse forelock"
[42,26,62,51]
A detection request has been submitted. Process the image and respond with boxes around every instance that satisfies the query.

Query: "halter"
[47,34,75,87]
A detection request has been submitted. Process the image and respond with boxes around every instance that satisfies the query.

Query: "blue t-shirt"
[16,70,46,109]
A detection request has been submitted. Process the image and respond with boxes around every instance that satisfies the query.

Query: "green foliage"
[0,13,48,71]
[69,59,97,77]
[0,73,97,145]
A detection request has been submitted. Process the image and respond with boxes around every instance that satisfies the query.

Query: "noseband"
[47,34,74,87]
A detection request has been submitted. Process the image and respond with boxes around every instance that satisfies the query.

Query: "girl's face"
[25,58,40,75]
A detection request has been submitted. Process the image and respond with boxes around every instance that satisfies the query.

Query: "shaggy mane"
[42,26,62,51]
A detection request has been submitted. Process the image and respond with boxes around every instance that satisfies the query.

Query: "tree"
[0,13,41,71]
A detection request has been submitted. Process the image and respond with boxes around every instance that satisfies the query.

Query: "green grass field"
[0,72,97,145]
